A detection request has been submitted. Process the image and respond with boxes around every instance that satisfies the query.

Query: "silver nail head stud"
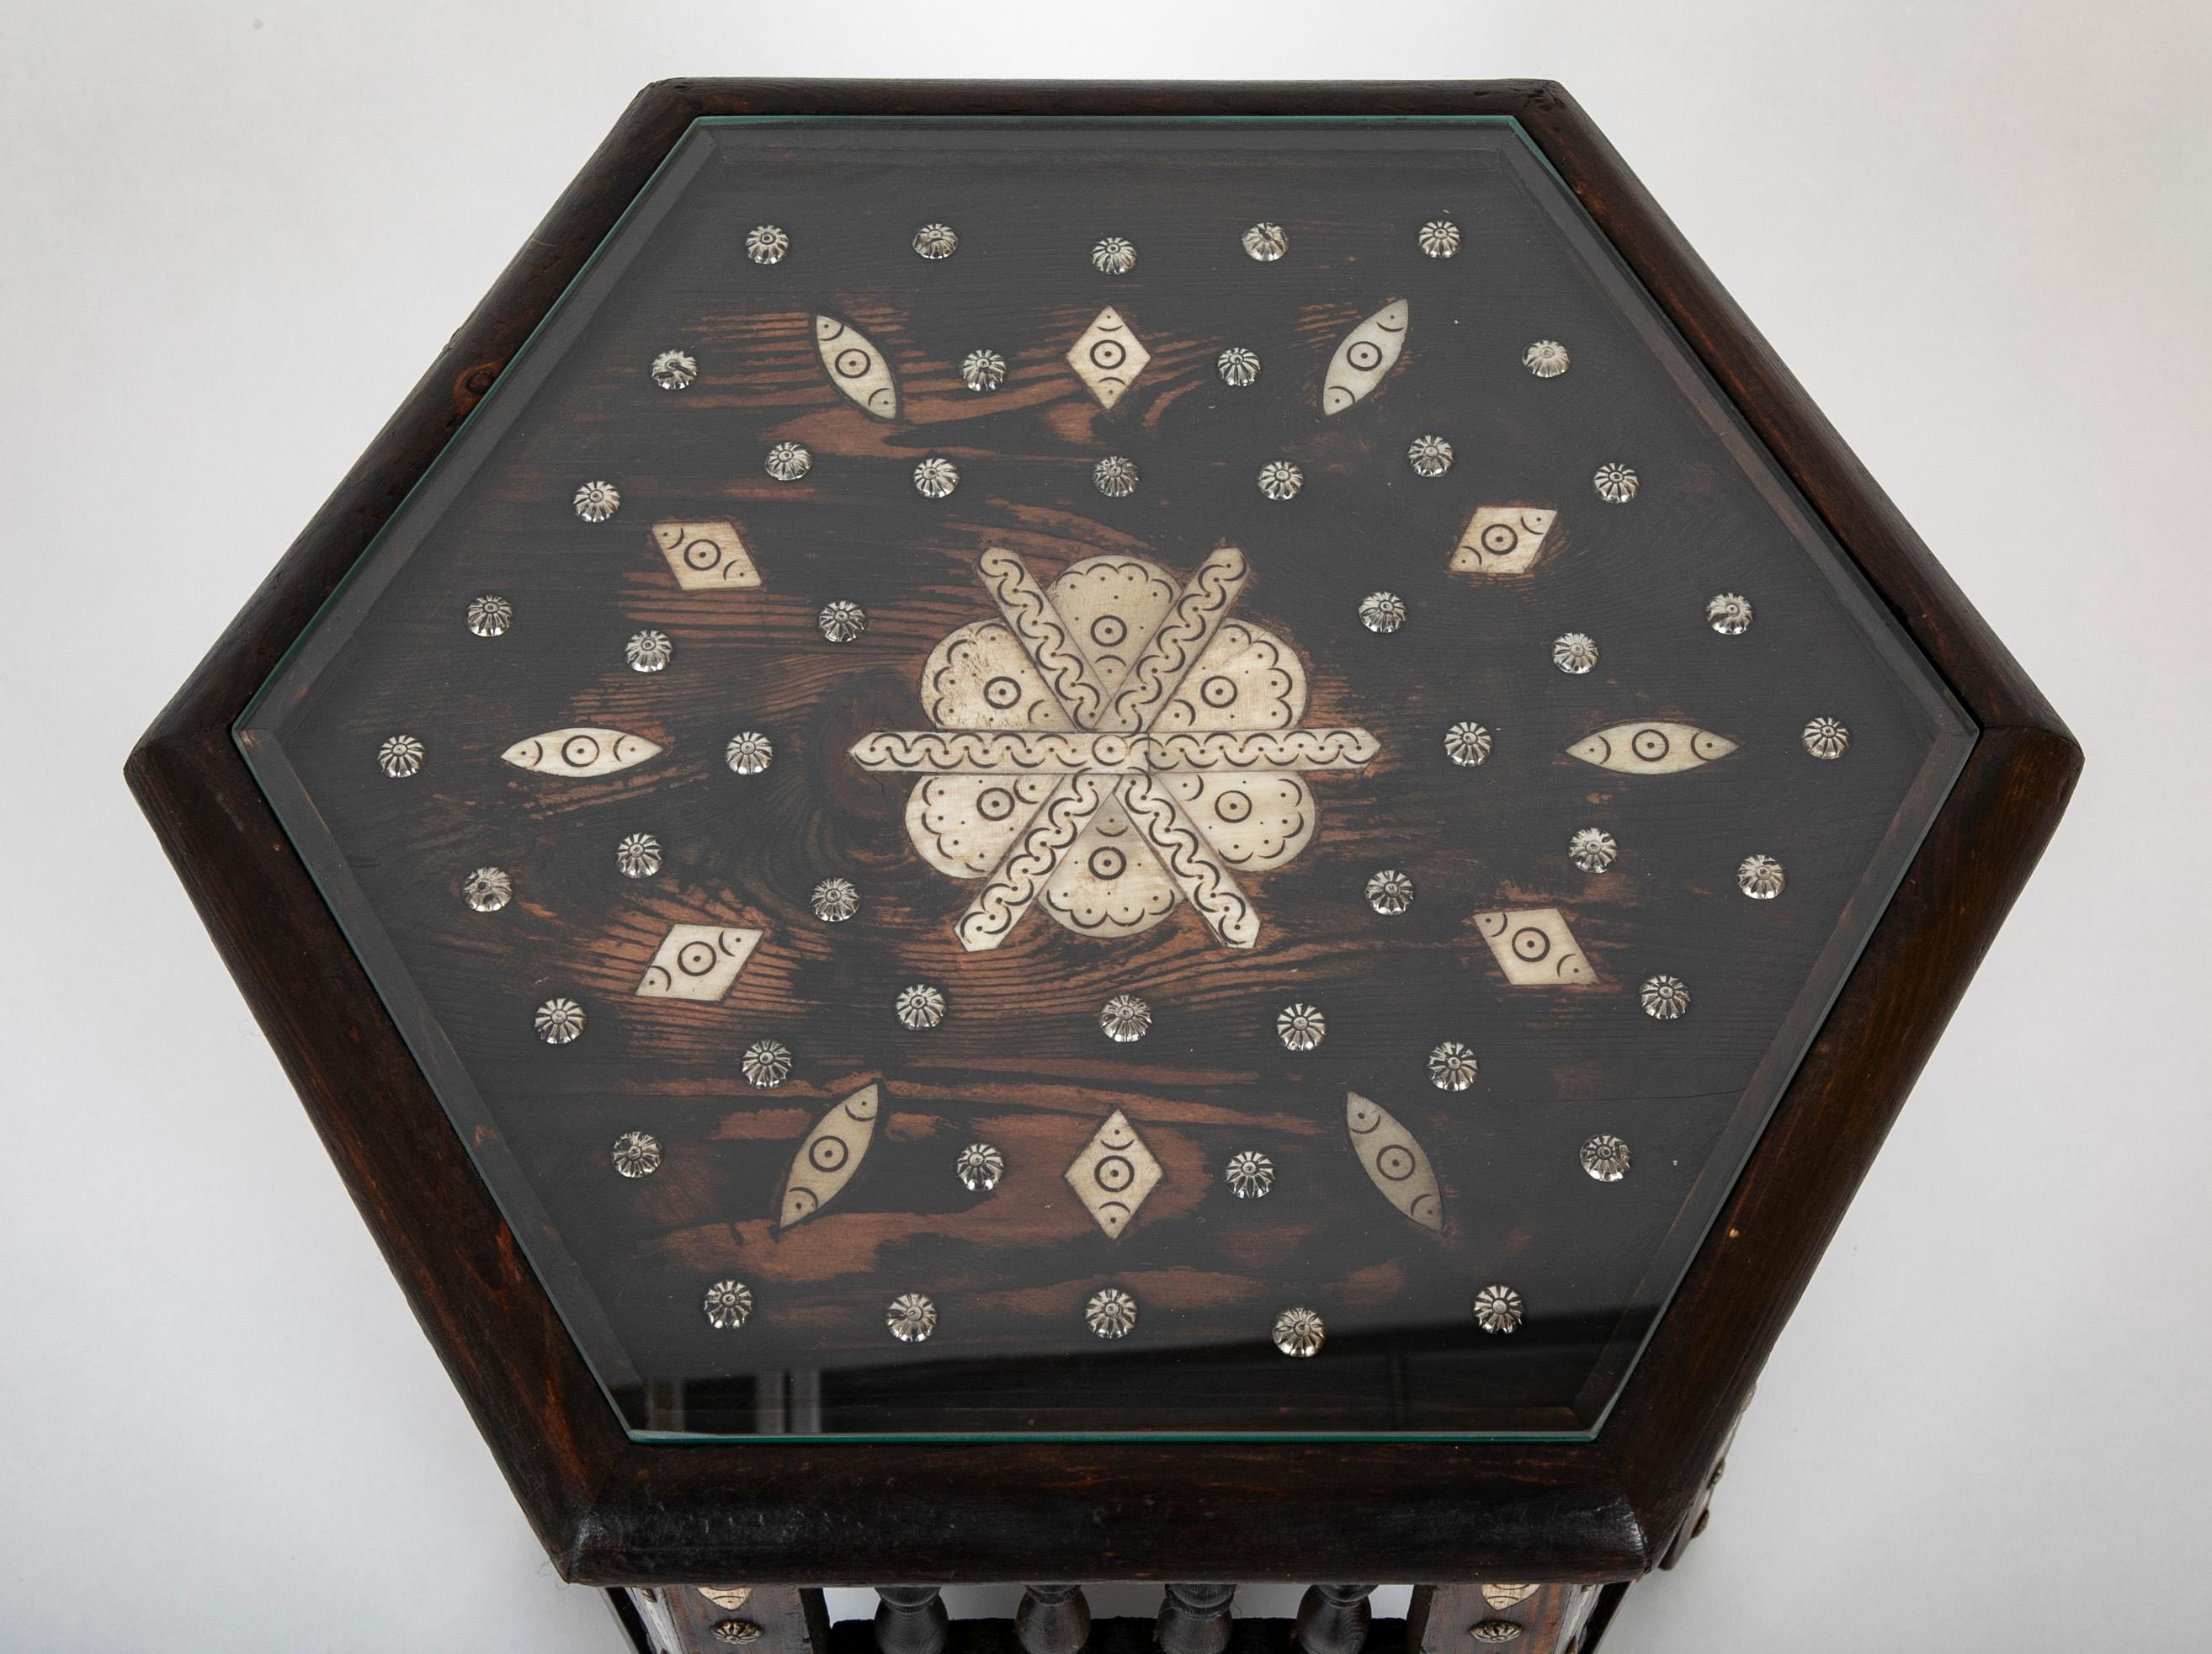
[1470,1624,1523,1645]
[765,441,811,481]
[818,601,867,644]
[534,997,585,1045]
[1803,715,1851,759]
[1086,1287,1139,1339]
[1553,632,1598,674]
[1092,235,1137,274]
[1218,346,1261,387]
[1640,975,1691,1020]
[1242,221,1289,262]
[703,1279,753,1330]
[912,223,958,260]
[1257,459,1303,501]
[1418,220,1461,258]
[1593,462,1638,504]
[896,983,947,1030]
[612,1130,662,1178]
[1366,869,1415,916]
[1093,455,1140,498]
[955,1142,1004,1192]
[724,731,773,774]
[465,594,513,637]
[1407,435,1454,477]
[1707,593,1753,635]
[462,866,512,913]
[1429,1041,1480,1092]
[1581,1133,1631,1182]
[1273,1306,1327,1357]
[741,1040,792,1089]
[1523,339,1571,378]
[377,735,424,779]
[811,877,860,923]
[625,629,673,673]
[1277,1003,1326,1052]
[913,456,959,498]
[1444,721,1492,767]
[1568,827,1617,873]
[1473,1284,1523,1334]
[961,348,1007,391]
[1226,1150,1273,1199]
[887,1292,937,1343]
[1359,591,1407,634]
[1100,993,1152,1043]
[615,832,662,878]
[1737,854,1786,900]
[713,1621,763,1646]
[651,349,698,390]
[745,224,789,265]
[573,479,619,523]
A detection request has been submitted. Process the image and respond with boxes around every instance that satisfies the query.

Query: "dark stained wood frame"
[126,81,2080,1588]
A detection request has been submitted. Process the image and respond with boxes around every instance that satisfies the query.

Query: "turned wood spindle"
[873,1587,949,1654]
[1293,1584,1375,1654]
[1016,1583,1091,1654]
[1157,1582,1236,1654]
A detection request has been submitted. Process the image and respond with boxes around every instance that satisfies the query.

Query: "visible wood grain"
[1293,1586,1375,1654]
[1016,1585,1092,1654]
[1159,1585,1236,1654]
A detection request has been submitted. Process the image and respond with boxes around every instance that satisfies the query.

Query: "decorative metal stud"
[1418,220,1461,258]
[650,349,698,390]
[1086,1287,1139,1339]
[703,1279,752,1330]
[1640,974,1691,1020]
[1737,854,1786,900]
[1429,1041,1480,1092]
[1359,591,1407,634]
[1803,715,1851,760]
[572,479,620,523]
[1593,462,1638,504]
[1277,1003,1326,1052]
[615,832,662,879]
[818,601,867,644]
[534,997,584,1045]
[745,224,789,265]
[1568,827,1617,873]
[465,594,513,637]
[1225,1151,1274,1199]
[1273,1306,1327,1357]
[896,983,947,1031]
[811,877,860,923]
[1257,459,1304,501]
[913,456,959,498]
[1523,339,1571,379]
[724,731,774,774]
[713,1621,763,1645]
[1217,346,1261,387]
[1242,221,1288,261]
[954,1143,1003,1192]
[1470,1623,1523,1644]
[1091,235,1137,274]
[764,441,811,481]
[462,866,512,913]
[1408,434,1454,477]
[741,1040,792,1089]
[1444,721,1492,767]
[1553,632,1598,674]
[1100,993,1151,1043]
[625,629,673,673]
[1581,1133,1630,1182]
[1472,1284,1524,1334]
[1707,593,1753,635]
[378,735,424,779]
[1366,869,1415,916]
[611,1130,662,1178]
[699,1588,753,1612]
[912,223,958,260]
[960,348,1006,391]
[886,1292,937,1343]
[1093,455,1140,497]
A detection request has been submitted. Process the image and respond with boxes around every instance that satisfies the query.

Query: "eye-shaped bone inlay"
[1449,506,1559,577]
[501,727,663,777]
[651,519,762,591]
[777,1083,880,1229]
[1567,721,1738,774]
[1346,1092,1444,1233]
[814,315,899,419]
[1321,298,1409,414]
[633,924,764,1002]
[1066,306,1152,409]
[1064,1107,1163,1238]
[1472,907,1598,986]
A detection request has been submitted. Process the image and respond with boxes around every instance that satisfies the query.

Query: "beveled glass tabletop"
[238,116,1970,1440]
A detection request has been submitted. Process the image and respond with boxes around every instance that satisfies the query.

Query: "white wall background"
[3,3,2203,1648]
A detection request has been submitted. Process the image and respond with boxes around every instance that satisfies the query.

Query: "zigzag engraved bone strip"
[851,729,1380,774]
[1120,774,1258,949]
[977,547,1107,729]
[954,774,1114,950]
[1099,546,1248,732]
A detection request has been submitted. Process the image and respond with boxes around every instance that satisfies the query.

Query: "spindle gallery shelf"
[129,82,2078,1652]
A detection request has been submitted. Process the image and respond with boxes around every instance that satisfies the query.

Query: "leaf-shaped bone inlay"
[1322,299,1409,414]
[814,315,899,419]
[1345,1092,1444,1232]
[1567,721,1737,774]
[1472,907,1598,986]
[777,1083,880,1229]
[1449,506,1558,577]
[502,727,663,777]
[634,924,764,1001]
[651,519,761,590]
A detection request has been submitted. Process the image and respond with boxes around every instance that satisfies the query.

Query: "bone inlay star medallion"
[853,548,1380,949]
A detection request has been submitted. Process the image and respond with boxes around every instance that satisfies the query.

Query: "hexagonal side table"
[127,81,2078,1651]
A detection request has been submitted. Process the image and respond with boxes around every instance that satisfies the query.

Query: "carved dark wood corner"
[125,77,2080,1654]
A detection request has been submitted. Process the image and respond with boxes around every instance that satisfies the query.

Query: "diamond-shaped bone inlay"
[634,924,764,1001]
[1063,1108,1162,1237]
[1472,907,1597,986]
[1066,306,1151,409]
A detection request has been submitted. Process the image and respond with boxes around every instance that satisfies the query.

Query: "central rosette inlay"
[852,547,1379,949]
